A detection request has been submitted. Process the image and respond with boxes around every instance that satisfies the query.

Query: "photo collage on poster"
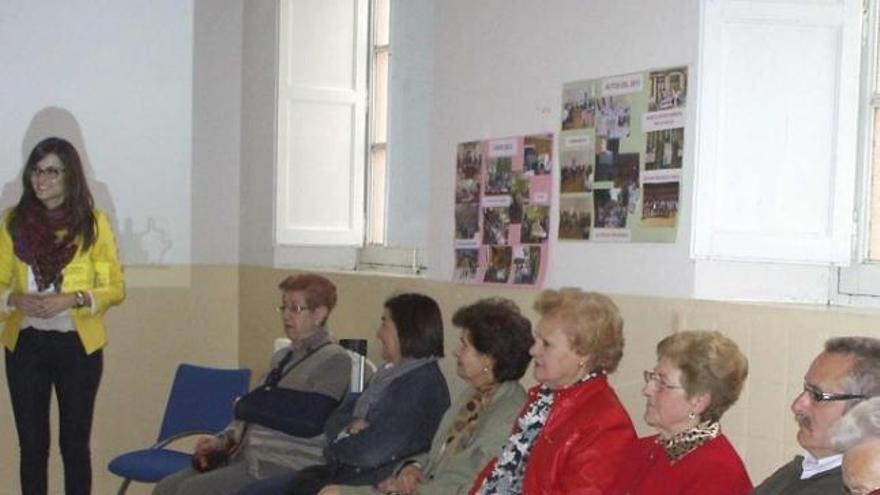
[559,66,686,242]
[454,134,553,286]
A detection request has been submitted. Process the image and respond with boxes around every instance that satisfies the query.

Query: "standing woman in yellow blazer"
[0,136,125,495]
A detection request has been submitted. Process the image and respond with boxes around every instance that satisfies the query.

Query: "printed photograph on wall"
[483,246,512,284]
[558,65,687,243]
[562,83,597,130]
[455,203,480,241]
[453,134,553,287]
[512,245,541,285]
[560,145,593,194]
[641,182,679,227]
[454,248,479,281]
[559,195,592,240]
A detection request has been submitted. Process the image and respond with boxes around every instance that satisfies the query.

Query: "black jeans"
[5,328,103,495]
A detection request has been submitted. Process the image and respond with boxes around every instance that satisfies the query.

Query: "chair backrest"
[157,363,251,442]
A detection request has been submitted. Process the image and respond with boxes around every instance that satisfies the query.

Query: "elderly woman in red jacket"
[469,288,636,495]
[611,330,751,495]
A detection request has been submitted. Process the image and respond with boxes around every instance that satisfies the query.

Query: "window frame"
[836,0,880,304]
[274,0,369,247]
[365,0,390,246]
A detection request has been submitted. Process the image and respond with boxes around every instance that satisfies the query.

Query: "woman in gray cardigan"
[153,274,352,495]
[319,297,534,495]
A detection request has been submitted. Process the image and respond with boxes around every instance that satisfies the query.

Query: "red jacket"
[469,376,636,495]
[611,434,752,495]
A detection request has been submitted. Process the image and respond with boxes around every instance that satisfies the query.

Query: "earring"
[688,411,696,420]
[482,366,489,373]
[578,361,585,368]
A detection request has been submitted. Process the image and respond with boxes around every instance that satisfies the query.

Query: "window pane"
[372,49,389,143]
[367,147,386,244]
[374,0,389,46]
[869,108,880,259]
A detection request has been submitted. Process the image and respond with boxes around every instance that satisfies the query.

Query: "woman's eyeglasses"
[643,370,684,391]
[276,304,310,314]
[802,382,866,403]
[30,166,64,180]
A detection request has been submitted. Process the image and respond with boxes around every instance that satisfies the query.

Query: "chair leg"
[116,478,132,495]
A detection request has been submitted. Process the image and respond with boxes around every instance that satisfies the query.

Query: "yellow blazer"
[0,208,125,354]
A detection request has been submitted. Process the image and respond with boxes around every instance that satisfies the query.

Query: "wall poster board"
[559,66,687,242]
[453,133,553,287]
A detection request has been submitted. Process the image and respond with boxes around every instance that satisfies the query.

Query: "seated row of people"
[154,273,880,495]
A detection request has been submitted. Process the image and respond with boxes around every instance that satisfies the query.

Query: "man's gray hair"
[825,337,880,406]
[832,397,880,452]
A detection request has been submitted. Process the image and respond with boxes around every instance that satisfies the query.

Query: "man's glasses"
[276,304,310,314]
[30,166,64,180]
[802,382,866,403]
[643,370,684,391]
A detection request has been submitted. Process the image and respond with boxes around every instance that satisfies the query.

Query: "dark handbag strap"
[263,341,333,388]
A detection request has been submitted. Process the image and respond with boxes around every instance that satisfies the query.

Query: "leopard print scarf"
[657,420,720,463]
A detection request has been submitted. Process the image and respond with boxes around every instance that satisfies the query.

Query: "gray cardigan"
[225,331,352,477]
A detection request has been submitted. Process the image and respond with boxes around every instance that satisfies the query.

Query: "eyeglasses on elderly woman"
[276,304,310,314]
[642,370,683,391]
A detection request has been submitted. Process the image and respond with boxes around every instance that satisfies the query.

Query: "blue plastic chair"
[107,363,251,495]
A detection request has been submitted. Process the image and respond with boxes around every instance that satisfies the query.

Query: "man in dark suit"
[752,337,880,495]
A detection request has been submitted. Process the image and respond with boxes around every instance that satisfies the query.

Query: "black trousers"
[5,328,103,495]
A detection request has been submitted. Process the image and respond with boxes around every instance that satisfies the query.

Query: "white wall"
[0,0,196,265]
[240,0,278,267]
[192,0,243,265]
[426,0,700,297]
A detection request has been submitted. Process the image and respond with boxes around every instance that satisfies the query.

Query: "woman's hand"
[346,418,370,435]
[191,435,229,471]
[9,293,45,317]
[33,293,77,319]
[376,476,402,494]
[395,464,424,495]
[194,435,227,456]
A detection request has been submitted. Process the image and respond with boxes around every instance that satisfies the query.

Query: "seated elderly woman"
[153,273,353,495]
[319,297,534,495]
[237,292,451,495]
[611,330,751,495]
[469,288,637,494]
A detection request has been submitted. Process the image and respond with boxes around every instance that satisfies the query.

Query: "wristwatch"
[74,291,86,308]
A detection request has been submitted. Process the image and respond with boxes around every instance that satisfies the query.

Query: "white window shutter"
[692,0,861,265]
[276,0,368,246]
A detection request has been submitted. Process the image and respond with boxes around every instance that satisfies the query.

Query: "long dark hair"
[9,137,96,249]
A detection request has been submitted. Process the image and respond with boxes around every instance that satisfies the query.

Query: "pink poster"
[453,133,553,287]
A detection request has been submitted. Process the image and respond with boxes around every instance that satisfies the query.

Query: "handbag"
[234,342,341,437]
